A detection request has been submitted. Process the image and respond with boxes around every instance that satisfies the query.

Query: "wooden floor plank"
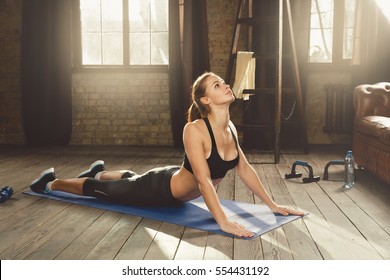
[144,223,185,260]
[85,215,142,260]
[341,175,390,235]
[304,182,382,259]
[115,218,163,260]
[22,205,104,260]
[246,150,274,164]
[0,200,71,259]
[0,145,388,260]
[319,179,390,259]
[283,153,384,259]
[55,211,123,260]
[298,150,388,259]
[174,229,208,260]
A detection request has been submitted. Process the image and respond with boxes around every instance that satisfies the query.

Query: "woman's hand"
[220,220,254,238]
[270,204,305,216]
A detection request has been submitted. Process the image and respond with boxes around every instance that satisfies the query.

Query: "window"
[308,0,357,64]
[79,0,168,66]
[375,0,390,23]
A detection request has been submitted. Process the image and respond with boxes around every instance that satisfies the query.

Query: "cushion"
[355,116,390,138]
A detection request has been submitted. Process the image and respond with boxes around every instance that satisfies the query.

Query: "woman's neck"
[208,107,230,131]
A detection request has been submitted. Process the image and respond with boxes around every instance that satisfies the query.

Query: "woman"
[30,72,304,238]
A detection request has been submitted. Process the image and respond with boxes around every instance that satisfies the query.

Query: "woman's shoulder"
[184,118,206,131]
[183,119,207,140]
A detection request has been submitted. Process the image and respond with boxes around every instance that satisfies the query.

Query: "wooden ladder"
[226,0,308,163]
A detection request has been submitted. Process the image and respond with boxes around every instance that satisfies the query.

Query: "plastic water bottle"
[0,186,13,203]
[343,150,355,189]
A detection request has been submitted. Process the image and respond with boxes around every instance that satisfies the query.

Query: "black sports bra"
[183,117,239,179]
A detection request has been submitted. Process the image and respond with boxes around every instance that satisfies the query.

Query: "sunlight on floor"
[308,212,384,259]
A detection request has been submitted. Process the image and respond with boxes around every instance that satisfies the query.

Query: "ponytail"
[187,102,202,122]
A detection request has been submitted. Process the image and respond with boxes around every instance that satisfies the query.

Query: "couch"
[353,82,390,185]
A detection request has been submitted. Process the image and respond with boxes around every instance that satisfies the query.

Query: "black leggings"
[82,165,181,207]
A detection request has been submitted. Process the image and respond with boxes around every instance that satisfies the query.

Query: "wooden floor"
[0,145,389,260]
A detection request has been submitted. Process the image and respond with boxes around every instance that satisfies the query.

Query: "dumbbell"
[0,186,14,203]
[285,160,320,183]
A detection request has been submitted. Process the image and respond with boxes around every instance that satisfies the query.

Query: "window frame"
[72,0,169,71]
[307,0,356,70]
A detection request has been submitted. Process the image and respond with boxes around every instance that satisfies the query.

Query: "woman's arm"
[183,122,254,237]
[231,123,304,216]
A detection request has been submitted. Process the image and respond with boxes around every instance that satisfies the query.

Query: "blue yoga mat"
[24,190,307,239]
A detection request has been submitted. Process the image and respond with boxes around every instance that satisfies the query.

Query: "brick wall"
[0,0,24,144]
[71,71,173,145]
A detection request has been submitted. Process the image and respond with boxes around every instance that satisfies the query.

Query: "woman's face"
[202,75,235,106]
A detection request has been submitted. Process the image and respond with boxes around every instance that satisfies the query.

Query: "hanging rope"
[281,99,296,120]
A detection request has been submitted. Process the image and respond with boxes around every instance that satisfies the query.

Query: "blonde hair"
[187,72,216,122]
